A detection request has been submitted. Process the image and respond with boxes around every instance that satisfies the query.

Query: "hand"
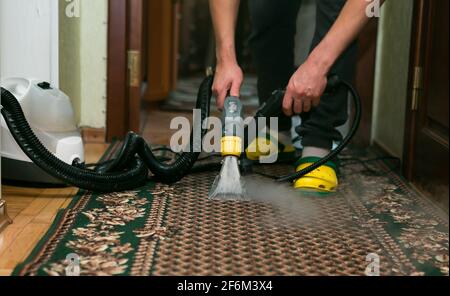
[282,60,328,116]
[212,62,243,110]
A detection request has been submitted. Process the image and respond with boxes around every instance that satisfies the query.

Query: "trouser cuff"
[301,136,333,150]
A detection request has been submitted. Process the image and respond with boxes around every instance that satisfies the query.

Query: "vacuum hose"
[1,74,360,192]
[1,75,213,192]
[250,75,361,183]
[277,79,361,182]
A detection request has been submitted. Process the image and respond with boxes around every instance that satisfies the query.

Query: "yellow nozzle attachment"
[221,136,242,157]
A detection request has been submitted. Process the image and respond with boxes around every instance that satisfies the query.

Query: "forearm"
[209,0,240,64]
[307,0,385,74]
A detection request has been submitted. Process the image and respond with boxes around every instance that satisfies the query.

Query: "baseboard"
[371,140,401,160]
[81,127,106,144]
[372,140,405,175]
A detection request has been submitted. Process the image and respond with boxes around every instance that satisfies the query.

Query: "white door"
[0,0,59,86]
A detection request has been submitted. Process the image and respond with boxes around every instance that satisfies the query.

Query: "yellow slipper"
[294,157,338,194]
[245,132,296,163]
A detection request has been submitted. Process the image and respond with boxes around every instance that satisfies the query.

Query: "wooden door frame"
[144,0,178,102]
[106,0,128,142]
[106,0,143,142]
[128,0,145,135]
[402,0,429,179]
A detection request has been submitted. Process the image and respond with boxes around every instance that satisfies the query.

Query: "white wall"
[0,0,59,86]
[58,0,107,129]
[371,0,414,159]
[79,0,108,128]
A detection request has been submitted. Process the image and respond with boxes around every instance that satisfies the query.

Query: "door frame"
[106,0,143,142]
[402,0,430,179]
[106,0,179,142]
[106,0,128,142]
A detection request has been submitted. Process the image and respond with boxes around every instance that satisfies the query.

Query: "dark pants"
[248,0,358,150]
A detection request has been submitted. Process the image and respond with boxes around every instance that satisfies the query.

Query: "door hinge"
[411,66,423,111]
[128,50,141,87]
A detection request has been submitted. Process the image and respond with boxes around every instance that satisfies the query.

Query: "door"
[404,0,449,210]
[128,0,145,134]
[106,0,179,141]
[144,0,179,102]
[106,0,145,141]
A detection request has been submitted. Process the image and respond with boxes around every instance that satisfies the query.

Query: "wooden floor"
[0,143,109,275]
[140,103,193,145]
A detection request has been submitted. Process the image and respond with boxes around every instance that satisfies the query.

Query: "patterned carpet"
[13,143,449,276]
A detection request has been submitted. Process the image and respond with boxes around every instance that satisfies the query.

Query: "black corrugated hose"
[243,75,361,183]
[1,75,213,192]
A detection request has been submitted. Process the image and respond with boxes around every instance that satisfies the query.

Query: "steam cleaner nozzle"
[208,97,246,201]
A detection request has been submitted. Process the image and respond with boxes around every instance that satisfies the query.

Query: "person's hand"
[212,62,243,110]
[282,60,328,116]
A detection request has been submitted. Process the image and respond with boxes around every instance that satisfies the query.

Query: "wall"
[59,0,108,129]
[371,0,414,159]
[59,0,81,123]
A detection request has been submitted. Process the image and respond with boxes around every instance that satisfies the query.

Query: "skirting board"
[81,128,106,144]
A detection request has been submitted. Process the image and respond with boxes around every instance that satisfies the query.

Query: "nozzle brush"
[208,156,247,200]
[209,96,247,201]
